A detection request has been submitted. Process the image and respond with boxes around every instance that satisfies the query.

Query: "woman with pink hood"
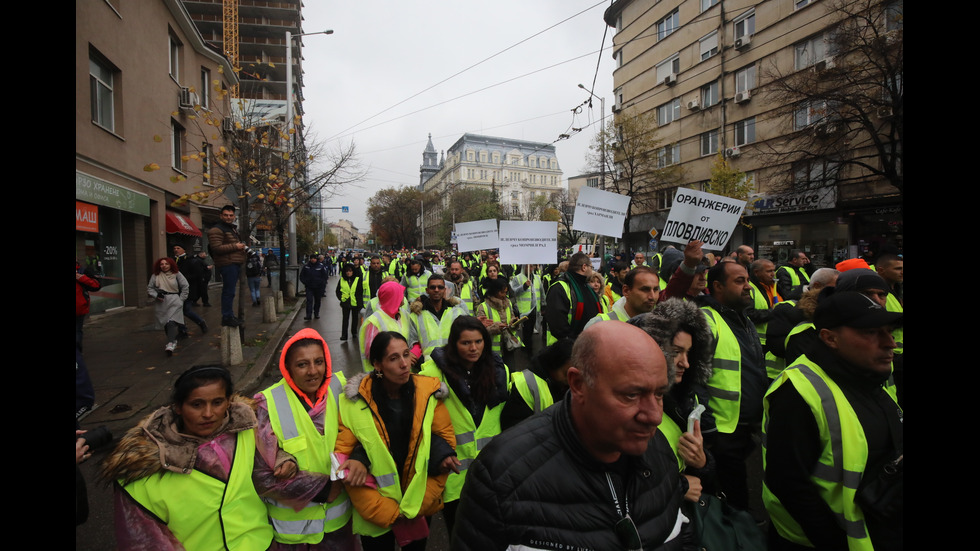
[359,280,418,372]
[253,328,359,550]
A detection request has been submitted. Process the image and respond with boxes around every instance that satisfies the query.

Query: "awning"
[165,212,202,237]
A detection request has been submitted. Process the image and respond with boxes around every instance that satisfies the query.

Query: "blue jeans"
[248,276,262,303]
[219,263,241,319]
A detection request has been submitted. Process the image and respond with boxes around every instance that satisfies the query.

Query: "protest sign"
[572,187,631,238]
[660,188,745,251]
[498,221,558,265]
[455,219,499,253]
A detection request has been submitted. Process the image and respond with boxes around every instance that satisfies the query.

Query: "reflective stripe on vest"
[511,369,554,414]
[479,302,516,354]
[701,307,742,433]
[123,429,272,550]
[748,281,771,345]
[359,311,409,371]
[762,357,894,550]
[261,375,351,542]
[658,415,685,472]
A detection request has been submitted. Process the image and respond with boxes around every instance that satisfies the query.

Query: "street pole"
[579,84,607,261]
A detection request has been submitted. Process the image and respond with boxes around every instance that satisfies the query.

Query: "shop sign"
[76,172,150,216]
[76,201,99,232]
[748,187,836,215]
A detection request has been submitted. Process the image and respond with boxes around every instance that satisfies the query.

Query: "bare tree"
[548,190,585,248]
[589,108,683,246]
[762,0,903,196]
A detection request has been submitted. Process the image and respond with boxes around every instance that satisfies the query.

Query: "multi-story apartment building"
[419,134,565,247]
[77,0,238,312]
[604,0,902,265]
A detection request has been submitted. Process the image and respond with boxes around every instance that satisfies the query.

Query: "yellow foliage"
[171,111,180,117]
[220,146,227,153]
[257,194,265,199]
[181,155,190,162]
[144,163,161,172]
[153,135,163,142]
[170,176,179,183]
[217,65,224,74]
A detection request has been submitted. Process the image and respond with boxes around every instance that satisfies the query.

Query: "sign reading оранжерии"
[660,189,745,251]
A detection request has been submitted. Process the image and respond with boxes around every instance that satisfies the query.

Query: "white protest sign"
[572,186,631,238]
[590,257,602,272]
[660,188,746,251]
[498,221,558,265]
[454,219,499,253]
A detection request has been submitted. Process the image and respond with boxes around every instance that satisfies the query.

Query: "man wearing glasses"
[408,274,468,361]
[452,322,687,550]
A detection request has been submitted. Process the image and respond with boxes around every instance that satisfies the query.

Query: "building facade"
[418,133,565,246]
[604,0,902,265]
[77,0,237,312]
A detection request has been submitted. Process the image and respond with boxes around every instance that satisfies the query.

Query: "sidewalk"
[78,281,303,436]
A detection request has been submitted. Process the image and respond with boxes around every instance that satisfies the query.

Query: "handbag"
[688,493,766,551]
[503,328,521,351]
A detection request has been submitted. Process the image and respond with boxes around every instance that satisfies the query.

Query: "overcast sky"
[299,0,615,232]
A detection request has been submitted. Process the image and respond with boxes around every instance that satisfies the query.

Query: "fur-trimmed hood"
[627,298,713,386]
[101,395,257,486]
[410,294,462,315]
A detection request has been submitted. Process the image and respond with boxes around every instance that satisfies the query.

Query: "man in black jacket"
[452,322,687,550]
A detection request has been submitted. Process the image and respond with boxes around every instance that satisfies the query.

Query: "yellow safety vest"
[260,376,351,543]
[412,305,466,358]
[701,306,743,434]
[122,429,272,551]
[477,301,519,354]
[359,310,409,372]
[763,356,897,551]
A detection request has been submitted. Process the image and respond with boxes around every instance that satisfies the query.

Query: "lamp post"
[285,28,333,267]
[578,84,607,259]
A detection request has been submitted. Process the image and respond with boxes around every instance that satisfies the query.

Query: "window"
[480,151,488,163]
[657,99,681,125]
[171,120,185,171]
[492,152,500,164]
[656,55,680,82]
[511,191,519,200]
[657,187,676,210]
[614,87,623,111]
[795,33,835,70]
[734,118,756,146]
[701,0,720,12]
[90,53,116,131]
[615,14,623,33]
[200,68,210,109]
[793,159,840,188]
[734,10,755,40]
[587,177,599,188]
[795,0,814,9]
[467,150,475,161]
[699,32,719,62]
[735,64,757,93]
[700,130,718,156]
[512,205,520,216]
[169,31,182,81]
[614,49,623,68]
[657,9,679,41]
[201,143,213,185]
[794,100,829,130]
[658,144,680,168]
[701,80,719,107]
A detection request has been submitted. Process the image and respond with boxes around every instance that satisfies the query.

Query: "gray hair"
[806,268,839,291]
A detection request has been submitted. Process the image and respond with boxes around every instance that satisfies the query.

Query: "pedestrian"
[207,204,247,327]
[299,254,328,320]
[245,250,263,307]
[265,249,279,288]
[102,365,282,549]
[197,250,213,307]
[335,332,459,551]
[172,245,208,336]
[76,259,101,351]
[335,263,363,341]
[147,257,189,356]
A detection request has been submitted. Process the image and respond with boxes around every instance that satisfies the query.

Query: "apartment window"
[169,31,182,81]
[793,158,840,188]
[699,32,719,62]
[657,187,676,210]
[171,120,185,171]
[700,130,719,156]
[658,144,680,168]
[511,191,519,200]
[614,87,623,111]
[795,0,814,9]
[467,168,475,179]
[90,53,116,131]
[657,99,681,126]
[201,143,213,185]
[734,10,755,40]
[735,64,757,93]
[199,68,210,109]
[614,49,623,68]
[734,118,756,146]
[701,0,720,12]
[657,9,680,41]
[656,55,680,82]
[587,177,599,188]
[492,152,500,164]
[512,205,520,216]
[795,33,835,70]
[701,80,719,107]
[480,151,487,163]
[795,100,829,130]
[467,150,475,161]
[529,157,537,168]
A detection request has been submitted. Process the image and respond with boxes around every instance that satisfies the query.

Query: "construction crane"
[222,0,239,97]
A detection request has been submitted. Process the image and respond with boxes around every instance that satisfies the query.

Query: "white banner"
[590,257,602,272]
[661,189,746,251]
[498,221,558,265]
[454,219,499,253]
[572,187,631,238]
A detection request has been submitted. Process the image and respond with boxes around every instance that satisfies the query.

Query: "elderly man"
[453,322,686,550]
[746,259,781,347]
[764,291,903,550]
[544,252,601,344]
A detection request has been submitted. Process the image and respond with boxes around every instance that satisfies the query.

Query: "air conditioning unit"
[179,87,194,109]
[735,36,752,50]
[815,57,836,72]
[664,73,678,86]
[611,105,622,114]
[735,90,751,104]
[726,146,742,158]
[221,118,235,133]
[687,99,701,111]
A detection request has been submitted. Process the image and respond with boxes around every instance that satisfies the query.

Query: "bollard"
[276,290,285,312]
[220,325,243,366]
[262,295,277,323]
[284,281,296,299]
